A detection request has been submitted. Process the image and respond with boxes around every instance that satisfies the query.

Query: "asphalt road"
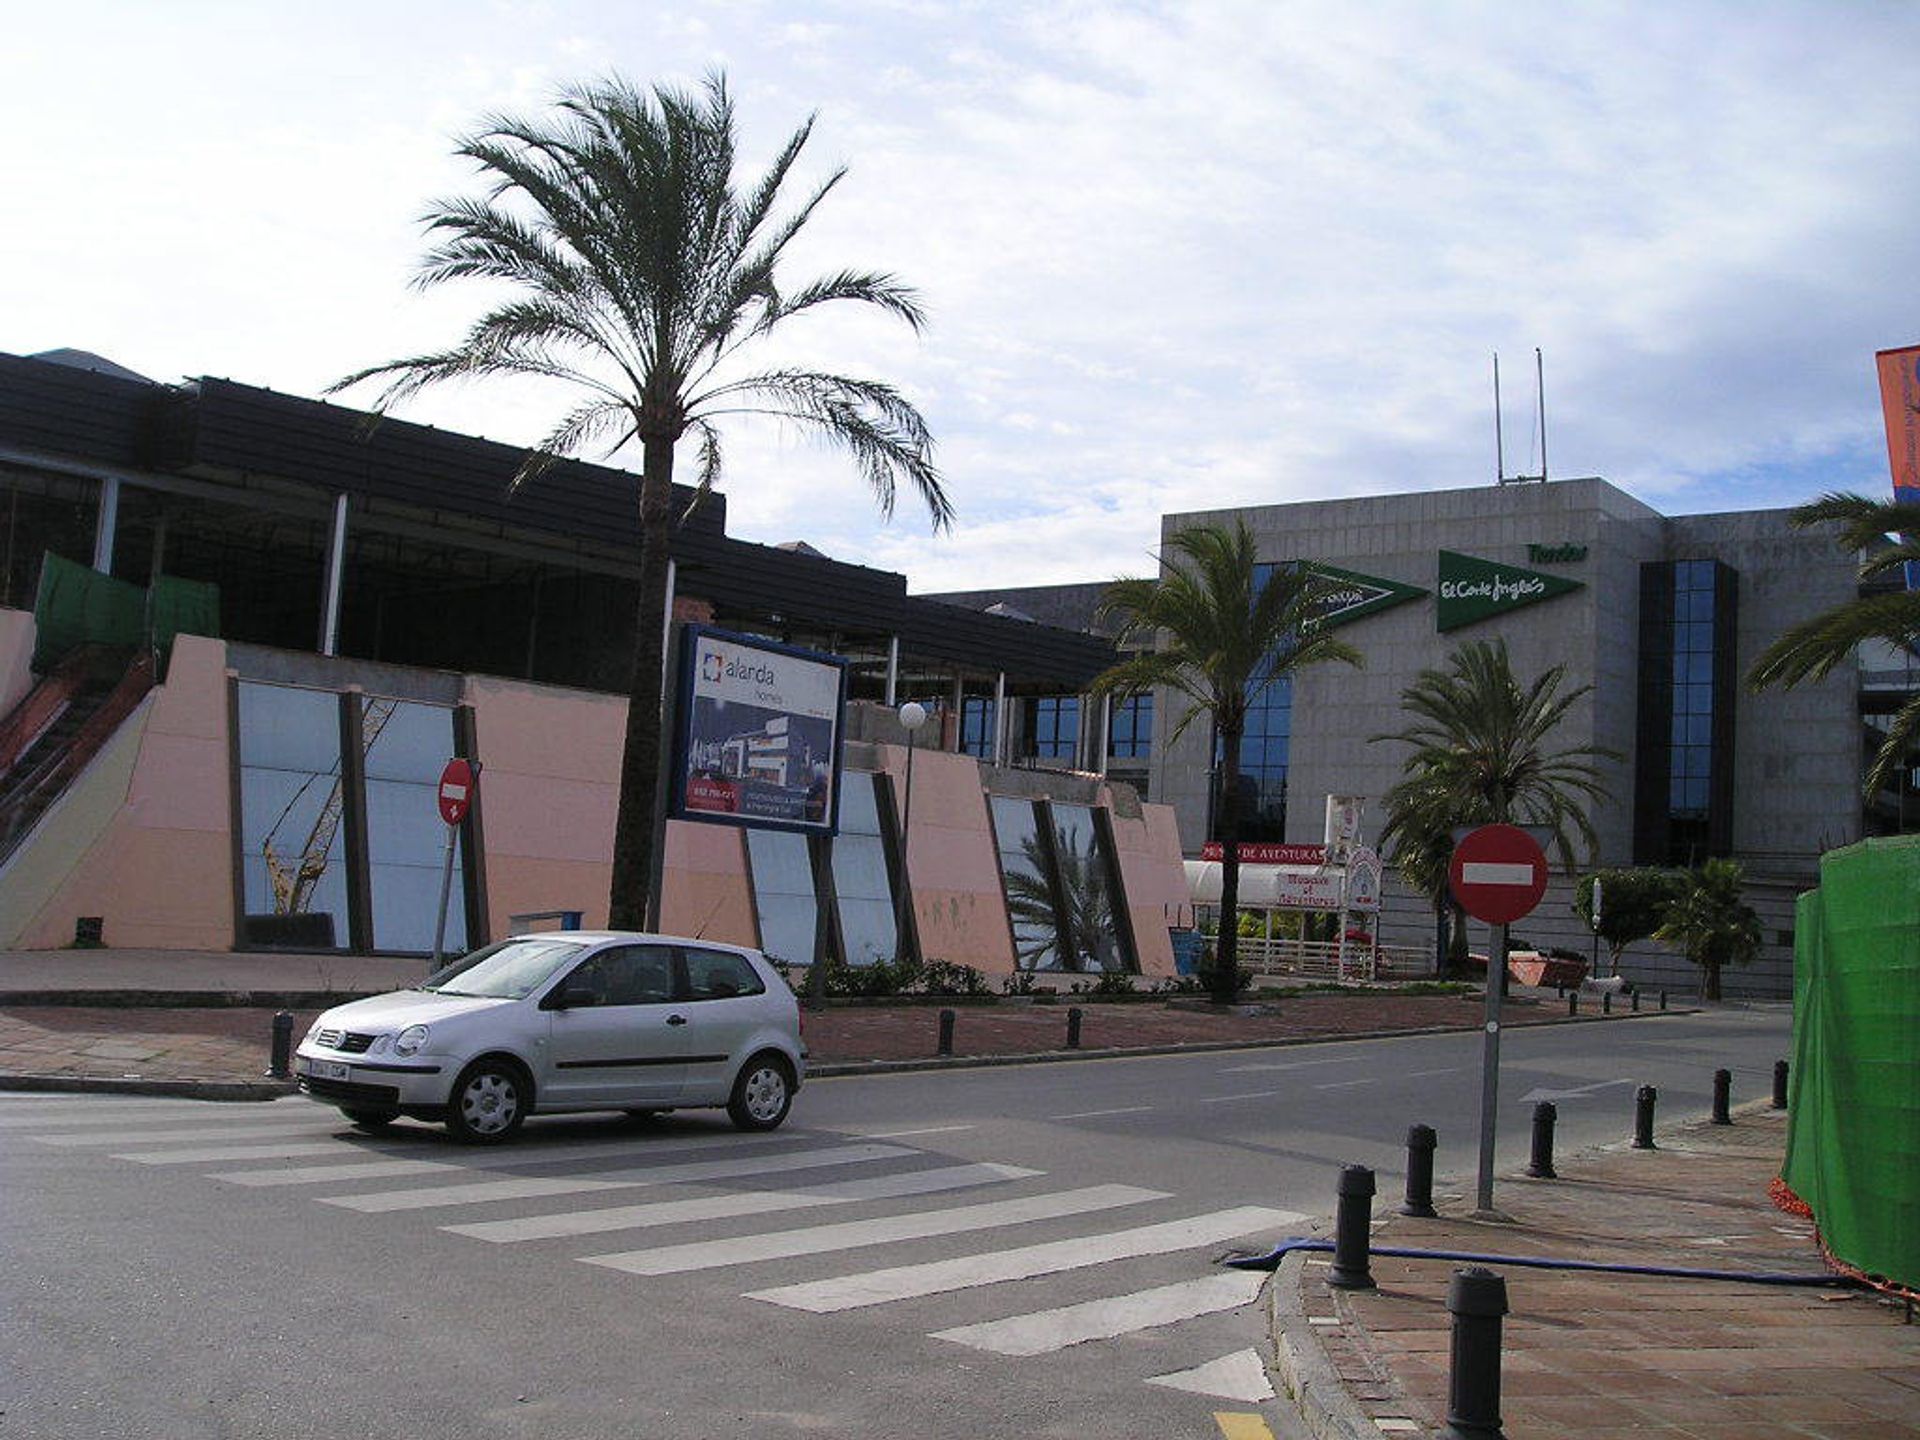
[0,1006,1791,1440]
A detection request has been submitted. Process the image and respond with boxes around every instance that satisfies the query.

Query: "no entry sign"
[1448,824,1548,925]
[437,758,476,827]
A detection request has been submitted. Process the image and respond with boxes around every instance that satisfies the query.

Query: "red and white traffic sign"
[1448,823,1548,925]
[437,758,476,827]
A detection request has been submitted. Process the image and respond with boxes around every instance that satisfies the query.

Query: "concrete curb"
[0,990,374,1009]
[1268,1248,1379,1440]
[0,1072,296,1101]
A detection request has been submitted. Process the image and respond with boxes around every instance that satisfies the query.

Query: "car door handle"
[665,1014,688,1026]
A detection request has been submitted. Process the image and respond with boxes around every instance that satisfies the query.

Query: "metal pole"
[93,475,121,574]
[1474,921,1506,1212]
[1402,1124,1438,1218]
[991,671,1006,767]
[319,492,348,656]
[429,821,457,965]
[885,635,899,707]
[1096,692,1111,778]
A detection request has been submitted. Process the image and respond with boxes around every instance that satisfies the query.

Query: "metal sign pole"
[1474,919,1506,1213]
[430,824,457,966]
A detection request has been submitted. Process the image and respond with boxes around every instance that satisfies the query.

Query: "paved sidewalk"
[1274,1106,1920,1440]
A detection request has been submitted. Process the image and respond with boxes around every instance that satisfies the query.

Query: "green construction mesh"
[1781,834,1920,1292]
[31,552,145,669]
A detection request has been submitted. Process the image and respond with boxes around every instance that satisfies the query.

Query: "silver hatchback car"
[295,932,804,1143]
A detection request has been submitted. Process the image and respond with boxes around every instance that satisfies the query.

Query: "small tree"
[1574,868,1684,977]
[1655,858,1761,1001]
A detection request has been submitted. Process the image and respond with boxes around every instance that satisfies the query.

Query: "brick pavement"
[1278,1108,1920,1440]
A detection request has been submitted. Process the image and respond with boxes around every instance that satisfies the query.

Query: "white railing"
[1234,936,1433,982]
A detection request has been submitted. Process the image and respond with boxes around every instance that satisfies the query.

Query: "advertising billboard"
[670,626,848,835]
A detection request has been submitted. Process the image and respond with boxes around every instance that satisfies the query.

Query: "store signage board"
[1448,824,1549,925]
[670,626,848,836]
[1305,563,1428,630]
[1199,840,1327,866]
[1435,551,1583,631]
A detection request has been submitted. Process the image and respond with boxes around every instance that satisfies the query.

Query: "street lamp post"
[894,701,928,964]
[1590,875,1604,980]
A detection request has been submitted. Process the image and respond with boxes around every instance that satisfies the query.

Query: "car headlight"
[394,1024,431,1057]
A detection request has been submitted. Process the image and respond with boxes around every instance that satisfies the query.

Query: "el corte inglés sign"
[1306,563,1427,630]
[1435,551,1583,631]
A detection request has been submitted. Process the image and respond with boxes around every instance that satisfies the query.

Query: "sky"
[5,1,1918,592]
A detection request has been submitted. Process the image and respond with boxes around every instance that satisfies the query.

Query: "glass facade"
[745,828,819,967]
[961,697,996,759]
[234,682,469,952]
[237,683,352,948]
[1050,802,1131,971]
[987,795,1135,972]
[1214,561,1293,844]
[1024,696,1080,762]
[1110,692,1153,760]
[1635,558,1737,864]
[989,795,1061,968]
[827,774,899,966]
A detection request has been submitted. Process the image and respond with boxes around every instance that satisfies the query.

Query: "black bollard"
[1712,1068,1732,1125]
[1526,1101,1557,1179]
[1633,1085,1658,1149]
[1631,990,1640,1012]
[1602,991,1612,1015]
[1402,1125,1438,1218]
[267,1010,294,1079]
[1327,1164,1377,1290]
[937,1008,955,1057]
[1567,993,1579,1016]
[1445,1267,1509,1439]
[1772,1059,1789,1110]
[1066,1006,1083,1049]
[1659,990,1668,1012]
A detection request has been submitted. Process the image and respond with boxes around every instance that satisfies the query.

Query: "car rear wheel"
[341,1107,399,1132]
[446,1059,529,1144]
[727,1054,793,1132]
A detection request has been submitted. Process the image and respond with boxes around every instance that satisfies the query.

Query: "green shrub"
[922,960,992,996]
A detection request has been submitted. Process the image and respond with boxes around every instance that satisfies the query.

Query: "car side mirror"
[548,985,599,1011]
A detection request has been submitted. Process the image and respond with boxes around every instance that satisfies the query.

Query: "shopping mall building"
[1,347,1902,997]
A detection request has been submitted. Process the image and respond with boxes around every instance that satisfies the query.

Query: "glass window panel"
[567,944,676,1005]
[1052,803,1126,972]
[1685,776,1711,809]
[683,947,766,1000]
[1687,713,1713,747]
[237,683,350,948]
[1686,652,1713,685]
[746,828,818,967]
[991,795,1061,970]
[362,699,465,954]
[828,775,897,966]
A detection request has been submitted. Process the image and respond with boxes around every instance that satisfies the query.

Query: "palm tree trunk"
[608,434,677,930]
[1214,723,1244,1004]
[1703,955,1722,1002]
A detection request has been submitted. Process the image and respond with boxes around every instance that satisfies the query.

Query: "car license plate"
[300,1059,351,1082]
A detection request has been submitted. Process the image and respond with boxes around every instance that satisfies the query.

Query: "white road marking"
[1221,1057,1361,1074]
[444,1162,1036,1244]
[932,1271,1268,1356]
[1405,1068,1461,1078]
[35,1122,337,1147]
[1200,1091,1283,1104]
[851,1125,976,1140]
[1516,1078,1637,1104]
[1145,1348,1277,1402]
[321,1143,913,1212]
[116,1141,386,1164]
[216,1158,468,1186]
[746,1205,1302,1313]
[1048,1106,1154,1120]
[581,1184,1166,1276]
[1311,1079,1376,1091]
[0,1102,314,1130]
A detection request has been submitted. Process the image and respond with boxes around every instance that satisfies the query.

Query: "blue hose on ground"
[1225,1237,1861,1287]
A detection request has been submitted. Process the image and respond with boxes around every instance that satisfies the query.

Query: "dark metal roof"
[0,351,1116,687]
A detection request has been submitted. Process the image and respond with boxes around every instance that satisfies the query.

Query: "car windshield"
[420,938,587,999]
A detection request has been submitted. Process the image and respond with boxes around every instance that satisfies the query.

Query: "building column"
[92,476,121,574]
[992,671,1007,767]
[885,635,900,707]
[318,492,349,656]
[1096,692,1111,778]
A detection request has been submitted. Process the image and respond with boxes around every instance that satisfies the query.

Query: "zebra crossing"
[2,1092,1302,1404]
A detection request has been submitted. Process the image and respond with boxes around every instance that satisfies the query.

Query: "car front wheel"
[446,1059,529,1144]
[727,1054,793,1132]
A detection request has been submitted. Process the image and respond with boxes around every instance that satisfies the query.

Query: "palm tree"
[1002,827,1119,972]
[1376,768,1469,972]
[333,73,951,929]
[1091,522,1362,1002]
[1656,857,1761,1001]
[1372,639,1614,989]
[1749,492,1920,798]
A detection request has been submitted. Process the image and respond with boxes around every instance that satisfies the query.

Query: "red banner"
[1876,345,1920,499]
[1199,841,1326,866]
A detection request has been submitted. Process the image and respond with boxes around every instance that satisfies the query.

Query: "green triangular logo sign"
[1435,551,1582,631]
[1305,563,1427,630]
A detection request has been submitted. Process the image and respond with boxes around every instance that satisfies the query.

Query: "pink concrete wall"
[1104,787,1187,977]
[11,634,235,949]
[877,744,1017,972]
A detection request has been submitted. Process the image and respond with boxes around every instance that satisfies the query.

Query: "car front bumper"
[294,1045,448,1109]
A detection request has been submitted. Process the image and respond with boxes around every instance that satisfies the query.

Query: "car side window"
[565,945,677,1006]
[682,948,766,1001]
